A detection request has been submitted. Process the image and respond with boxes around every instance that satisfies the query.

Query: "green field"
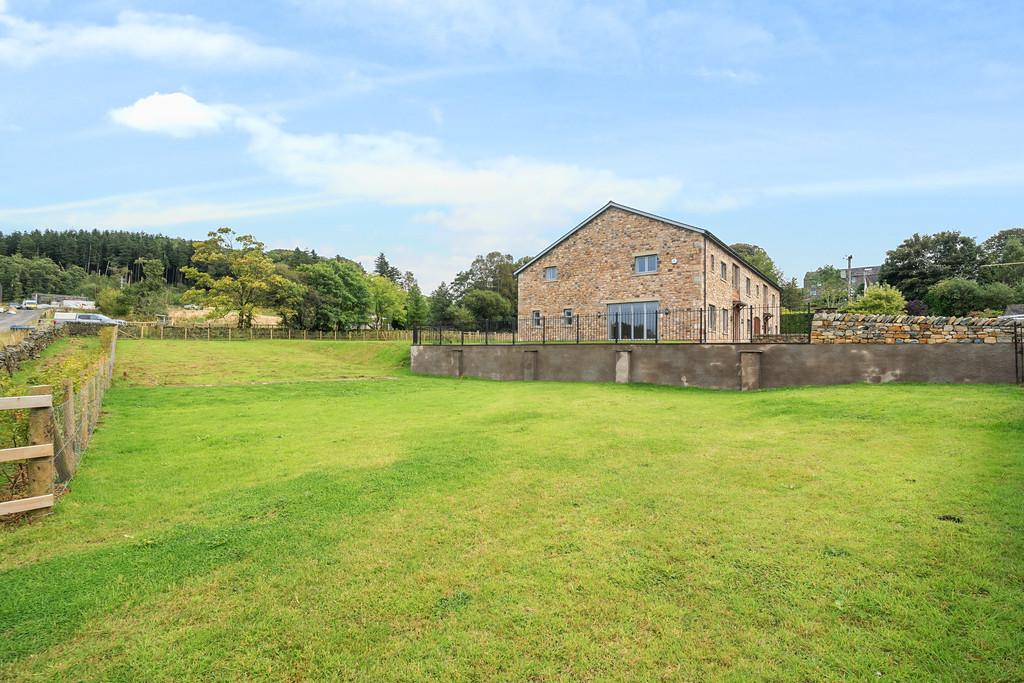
[1,340,1022,681]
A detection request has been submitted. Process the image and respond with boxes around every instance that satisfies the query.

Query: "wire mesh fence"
[50,330,117,488]
[414,305,813,346]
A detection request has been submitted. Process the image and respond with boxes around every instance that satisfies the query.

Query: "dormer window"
[634,254,658,274]
[544,266,558,281]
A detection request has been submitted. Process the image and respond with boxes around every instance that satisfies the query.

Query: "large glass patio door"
[608,301,659,340]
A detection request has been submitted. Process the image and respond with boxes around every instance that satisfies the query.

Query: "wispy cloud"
[0,9,300,67]
[763,164,1024,199]
[291,0,784,77]
[104,92,680,246]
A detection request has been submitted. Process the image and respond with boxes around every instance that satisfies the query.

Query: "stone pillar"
[448,350,463,378]
[523,350,538,381]
[615,350,631,384]
[739,351,762,391]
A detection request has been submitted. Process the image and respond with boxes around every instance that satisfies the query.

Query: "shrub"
[924,278,984,316]
[841,284,907,315]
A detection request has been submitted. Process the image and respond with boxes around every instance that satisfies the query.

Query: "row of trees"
[0,229,194,284]
[179,228,423,329]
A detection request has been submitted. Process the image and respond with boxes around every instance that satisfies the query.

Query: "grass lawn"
[1,340,1021,681]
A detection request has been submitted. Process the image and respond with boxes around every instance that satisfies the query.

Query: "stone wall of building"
[810,313,1015,344]
[516,205,780,341]
[517,206,706,318]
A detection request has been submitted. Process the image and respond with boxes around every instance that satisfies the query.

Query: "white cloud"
[0,10,300,67]
[110,92,233,138]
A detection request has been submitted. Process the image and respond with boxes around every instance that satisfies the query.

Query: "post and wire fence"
[0,328,117,520]
[414,305,814,346]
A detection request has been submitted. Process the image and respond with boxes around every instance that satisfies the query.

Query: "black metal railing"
[413,305,810,346]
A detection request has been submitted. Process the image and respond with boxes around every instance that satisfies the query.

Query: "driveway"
[0,309,43,331]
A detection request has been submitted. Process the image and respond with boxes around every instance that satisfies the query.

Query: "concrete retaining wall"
[410,343,1016,390]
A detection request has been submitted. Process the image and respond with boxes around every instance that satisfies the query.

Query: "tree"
[181,228,286,328]
[840,284,907,315]
[406,284,428,327]
[298,260,371,330]
[460,289,513,321]
[450,252,525,308]
[729,243,781,284]
[366,274,406,329]
[779,277,804,309]
[980,231,1024,286]
[805,265,847,307]
[373,252,401,283]
[428,282,455,323]
[879,231,981,301]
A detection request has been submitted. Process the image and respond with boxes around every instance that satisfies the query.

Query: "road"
[0,309,43,331]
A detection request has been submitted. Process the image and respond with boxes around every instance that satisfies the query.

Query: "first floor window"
[544,266,558,281]
[608,301,659,340]
[563,308,573,325]
[708,305,717,329]
[722,309,730,335]
[532,310,542,326]
[634,254,658,274]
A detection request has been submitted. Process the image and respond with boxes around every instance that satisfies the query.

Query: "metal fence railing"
[414,305,813,346]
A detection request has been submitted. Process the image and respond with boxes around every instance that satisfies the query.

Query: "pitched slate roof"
[513,201,780,290]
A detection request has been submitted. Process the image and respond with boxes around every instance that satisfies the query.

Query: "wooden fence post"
[160,325,164,340]
[62,378,75,477]
[26,385,54,519]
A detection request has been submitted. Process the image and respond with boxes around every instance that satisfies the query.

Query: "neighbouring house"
[803,264,881,298]
[514,202,781,342]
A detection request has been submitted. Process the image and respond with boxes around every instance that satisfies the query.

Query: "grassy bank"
[0,340,1021,681]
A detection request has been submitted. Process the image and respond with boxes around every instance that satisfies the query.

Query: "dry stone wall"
[810,313,1015,344]
[0,327,64,376]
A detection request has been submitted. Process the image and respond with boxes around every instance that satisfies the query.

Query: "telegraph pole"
[846,255,854,300]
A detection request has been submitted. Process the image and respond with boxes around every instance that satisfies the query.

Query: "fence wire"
[50,334,116,488]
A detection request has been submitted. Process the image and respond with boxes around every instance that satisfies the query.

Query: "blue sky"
[1,1,1022,289]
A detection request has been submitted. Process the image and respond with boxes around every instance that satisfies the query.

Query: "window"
[746,277,751,295]
[755,284,760,298]
[532,310,542,326]
[608,301,659,340]
[722,309,729,334]
[563,308,573,325]
[544,266,558,281]
[771,294,776,308]
[720,262,727,280]
[732,264,740,287]
[710,254,715,270]
[708,305,717,329]
[634,254,658,274]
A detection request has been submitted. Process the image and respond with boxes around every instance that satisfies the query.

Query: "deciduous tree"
[181,227,286,328]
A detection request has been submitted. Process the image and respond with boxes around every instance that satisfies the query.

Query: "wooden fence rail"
[0,387,54,518]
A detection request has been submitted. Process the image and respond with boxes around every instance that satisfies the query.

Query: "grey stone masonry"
[810,313,1015,344]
